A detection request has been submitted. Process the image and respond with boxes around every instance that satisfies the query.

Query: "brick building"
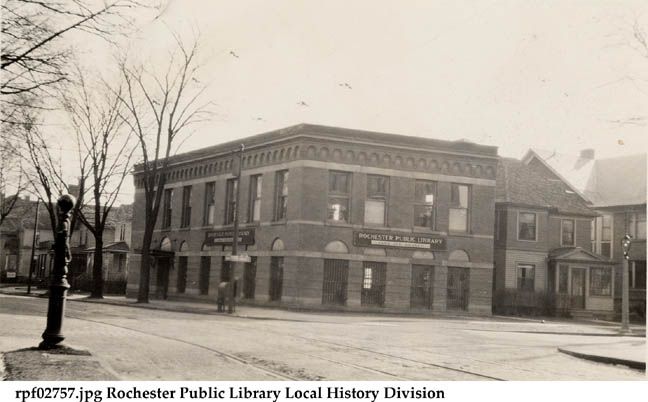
[493,158,614,318]
[127,124,499,314]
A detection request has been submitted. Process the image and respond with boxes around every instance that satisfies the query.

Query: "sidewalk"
[1,284,646,374]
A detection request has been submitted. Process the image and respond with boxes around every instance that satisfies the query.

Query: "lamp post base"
[39,281,70,350]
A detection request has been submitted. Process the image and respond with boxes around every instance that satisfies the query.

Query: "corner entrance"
[447,267,469,310]
[411,265,434,309]
[322,259,349,306]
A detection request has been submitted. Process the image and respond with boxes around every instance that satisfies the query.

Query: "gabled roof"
[523,148,646,208]
[521,149,594,200]
[549,247,614,264]
[496,157,596,216]
[583,154,647,207]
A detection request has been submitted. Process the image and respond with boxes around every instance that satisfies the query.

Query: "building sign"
[353,230,446,250]
[205,229,255,246]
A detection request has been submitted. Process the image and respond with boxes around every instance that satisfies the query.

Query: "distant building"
[493,158,613,318]
[128,124,499,314]
[0,197,133,293]
[522,150,646,319]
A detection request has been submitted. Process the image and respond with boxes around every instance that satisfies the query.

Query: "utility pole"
[620,234,632,334]
[26,199,40,294]
[228,144,244,314]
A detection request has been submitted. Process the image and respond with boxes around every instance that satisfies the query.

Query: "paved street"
[0,294,644,380]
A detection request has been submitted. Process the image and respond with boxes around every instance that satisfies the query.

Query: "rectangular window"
[365,175,388,225]
[631,261,646,290]
[630,212,646,240]
[274,170,289,220]
[177,256,188,294]
[162,188,173,229]
[518,212,537,241]
[248,175,262,223]
[180,185,192,228]
[361,262,386,307]
[600,215,612,258]
[561,219,575,246]
[517,264,535,291]
[414,180,436,229]
[590,219,596,253]
[558,264,569,294]
[590,267,612,296]
[269,257,284,301]
[204,182,216,225]
[224,178,237,224]
[449,184,469,232]
[328,171,351,222]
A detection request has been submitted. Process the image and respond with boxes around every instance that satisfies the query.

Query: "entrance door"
[411,265,434,309]
[571,268,586,309]
[156,257,170,299]
[322,259,349,306]
[269,257,284,301]
[177,257,188,293]
[199,256,211,295]
[447,267,469,310]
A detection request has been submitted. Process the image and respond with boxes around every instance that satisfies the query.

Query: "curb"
[557,347,646,371]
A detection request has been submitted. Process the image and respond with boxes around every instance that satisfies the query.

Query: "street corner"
[557,339,647,372]
[2,345,118,381]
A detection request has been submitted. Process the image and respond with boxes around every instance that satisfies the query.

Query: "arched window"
[448,249,470,262]
[179,241,189,252]
[160,237,173,252]
[271,238,285,251]
[324,240,349,254]
[412,251,435,259]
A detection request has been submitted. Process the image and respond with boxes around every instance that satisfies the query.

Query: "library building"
[127,124,499,314]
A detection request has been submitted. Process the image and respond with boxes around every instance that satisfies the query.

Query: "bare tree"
[0,141,26,226]
[115,34,211,303]
[61,65,136,298]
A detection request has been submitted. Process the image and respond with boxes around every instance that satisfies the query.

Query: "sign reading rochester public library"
[353,230,446,250]
[205,229,255,246]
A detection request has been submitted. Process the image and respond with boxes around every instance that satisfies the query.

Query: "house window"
[631,261,646,290]
[590,267,612,296]
[180,185,192,228]
[224,178,237,224]
[590,219,596,253]
[630,212,646,240]
[517,264,535,291]
[449,184,469,232]
[518,212,537,241]
[248,175,262,222]
[274,170,289,220]
[162,188,173,229]
[365,175,388,225]
[328,171,351,222]
[561,219,575,246]
[414,180,436,229]
[600,215,612,258]
[204,182,216,225]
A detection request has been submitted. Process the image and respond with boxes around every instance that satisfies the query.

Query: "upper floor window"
[449,184,470,232]
[224,178,237,224]
[328,171,351,222]
[629,212,646,240]
[561,219,575,246]
[162,188,173,229]
[518,212,537,241]
[592,215,612,258]
[414,180,436,229]
[248,175,262,222]
[365,175,388,225]
[180,185,192,228]
[517,263,535,291]
[274,170,289,220]
[204,182,216,225]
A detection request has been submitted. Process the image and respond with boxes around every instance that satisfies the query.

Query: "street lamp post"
[620,234,632,334]
[38,194,75,349]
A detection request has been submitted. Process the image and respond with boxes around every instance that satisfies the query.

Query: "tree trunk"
[90,235,104,299]
[137,229,153,303]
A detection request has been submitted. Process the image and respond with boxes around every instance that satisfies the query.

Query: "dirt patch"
[235,353,325,381]
[3,347,117,381]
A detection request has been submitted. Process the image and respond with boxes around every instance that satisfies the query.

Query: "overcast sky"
[67,0,647,204]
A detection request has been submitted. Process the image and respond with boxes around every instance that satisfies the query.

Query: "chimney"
[580,149,595,160]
